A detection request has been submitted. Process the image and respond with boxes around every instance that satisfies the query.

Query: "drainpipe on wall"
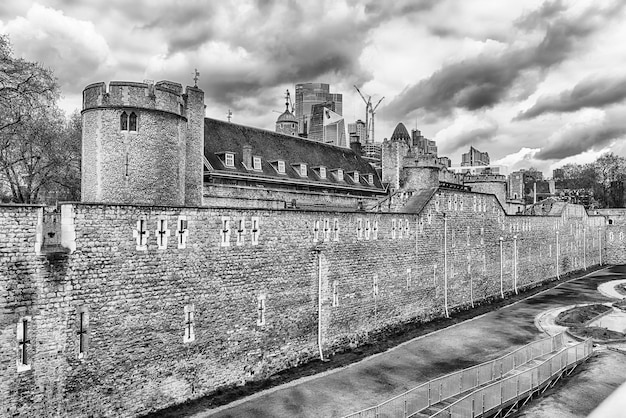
[599,228,602,265]
[444,213,449,318]
[556,230,560,279]
[499,236,504,299]
[315,249,325,361]
[513,235,518,294]
[583,225,587,270]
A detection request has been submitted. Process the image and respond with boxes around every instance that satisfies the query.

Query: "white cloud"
[1,3,114,94]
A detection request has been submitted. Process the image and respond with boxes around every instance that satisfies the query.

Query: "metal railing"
[342,334,565,418]
[428,338,593,418]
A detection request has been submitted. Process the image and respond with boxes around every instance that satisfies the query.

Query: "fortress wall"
[0,200,607,417]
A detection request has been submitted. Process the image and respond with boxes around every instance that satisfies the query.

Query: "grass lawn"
[555,304,611,326]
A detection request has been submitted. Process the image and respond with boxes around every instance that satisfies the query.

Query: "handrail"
[427,338,593,418]
[342,333,564,418]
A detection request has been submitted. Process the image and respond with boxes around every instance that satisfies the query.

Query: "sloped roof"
[402,187,438,213]
[203,117,384,191]
[524,198,567,216]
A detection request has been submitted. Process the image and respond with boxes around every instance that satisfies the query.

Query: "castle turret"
[275,89,297,136]
[81,80,205,206]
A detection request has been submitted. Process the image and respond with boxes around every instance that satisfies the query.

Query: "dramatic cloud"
[0,4,114,90]
[383,1,625,120]
[515,75,626,119]
[535,109,626,160]
[434,114,498,155]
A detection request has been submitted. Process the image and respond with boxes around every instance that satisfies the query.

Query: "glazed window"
[225,153,235,167]
[129,112,137,131]
[120,111,128,130]
[253,156,262,170]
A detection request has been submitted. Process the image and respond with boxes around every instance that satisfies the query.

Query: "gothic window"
[405,219,410,236]
[129,112,137,131]
[460,196,464,211]
[357,218,363,239]
[473,196,477,212]
[398,219,403,239]
[120,111,128,130]
[332,281,339,307]
[17,316,32,372]
[392,219,397,239]
[365,219,371,240]
[406,268,412,289]
[184,304,195,343]
[435,195,440,212]
[448,196,452,211]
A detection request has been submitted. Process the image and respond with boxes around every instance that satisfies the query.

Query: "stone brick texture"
[0,198,611,417]
[81,81,203,207]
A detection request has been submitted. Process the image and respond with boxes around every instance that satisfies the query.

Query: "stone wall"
[0,199,608,417]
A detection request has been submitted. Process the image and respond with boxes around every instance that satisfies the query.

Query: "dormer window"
[334,169,344,181]
[253,156,262,171]
[216,151,236,168]
[270,160,286,174]
[349,171,359,183]
[319,166,327,179]
[299,163,307,177]
[225,153,235,167]
[367,174,374,184]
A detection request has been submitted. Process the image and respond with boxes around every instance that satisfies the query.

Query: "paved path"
[597,279,626,299]
[177,266,626,418]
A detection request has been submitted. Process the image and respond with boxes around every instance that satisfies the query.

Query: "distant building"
[461,146,490,167]
[348,119,367,144]
[275,91,298,136]
[307,102,346,147]
[295,83,342,136]
[411,129,438,156]
[449,165,507,175]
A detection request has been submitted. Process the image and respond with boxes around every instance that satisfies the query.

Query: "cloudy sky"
[2,0,626,175]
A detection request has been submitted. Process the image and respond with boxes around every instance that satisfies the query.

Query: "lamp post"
[499,236,504,299]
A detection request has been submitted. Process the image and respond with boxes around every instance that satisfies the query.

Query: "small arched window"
[129,112,137,131]
[120,111,128,130]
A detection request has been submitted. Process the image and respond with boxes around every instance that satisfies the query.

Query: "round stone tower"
[81,80,205,206]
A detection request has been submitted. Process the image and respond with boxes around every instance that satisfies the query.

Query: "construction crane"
[354,85,384,143]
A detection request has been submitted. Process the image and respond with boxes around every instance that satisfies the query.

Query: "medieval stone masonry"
[0,79,621,417]
[0,195,613,417]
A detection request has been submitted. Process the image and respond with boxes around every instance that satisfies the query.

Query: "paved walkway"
[597,279,626,299]
[174,266,625,418]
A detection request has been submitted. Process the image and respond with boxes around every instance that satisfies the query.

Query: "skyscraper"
[294,83,343,136]
[348,119,366,143]
[461,146,490,166]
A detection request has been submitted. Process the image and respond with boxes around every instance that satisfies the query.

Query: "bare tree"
[0,35,81,204]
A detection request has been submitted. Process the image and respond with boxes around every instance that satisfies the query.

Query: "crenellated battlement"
[82,80,188,117]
